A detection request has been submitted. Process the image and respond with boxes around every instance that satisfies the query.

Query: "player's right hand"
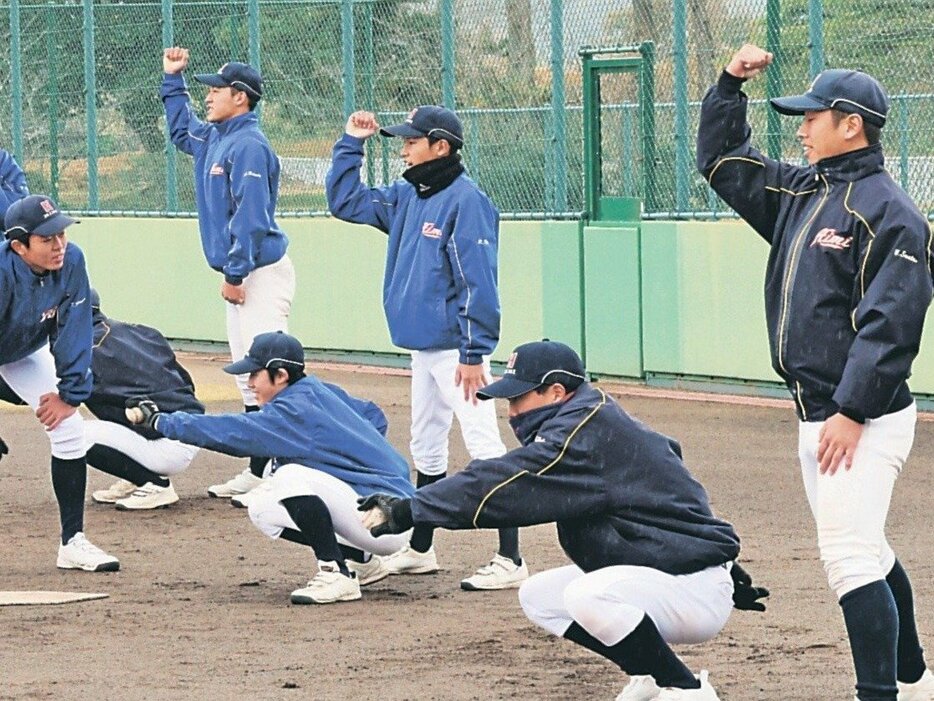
[357,494,413,536]
[345,111,380,139]
[0,436,8,462]
[726,43,773,80]
[163,47,190,75]
[125,398,162,431]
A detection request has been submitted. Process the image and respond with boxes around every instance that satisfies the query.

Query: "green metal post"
[622,106,634,197]
[83,0,99,210]
[46,2,59,200]
[640,41,656,213]
[550,0,566,213]
[441,0,455,108]
[808,0,824,79]
[581,53,599,221]
[898,96,909,190]
[341,0,355,118]
[10,0,23,164]
[766,0,782,160]
[248,0,260,120]
[672,0,688,212]
[364,2,375,185]
[162,0,177,211]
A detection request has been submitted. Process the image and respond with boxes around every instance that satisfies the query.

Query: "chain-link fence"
[0,0,931,219]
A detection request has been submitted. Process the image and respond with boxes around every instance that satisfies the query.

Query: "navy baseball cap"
[224,331,305,375]
[478,340,587,400]
[194,62,263,100]
[770,69,889,127]
[380,105,465,148]
[3,194,78,239]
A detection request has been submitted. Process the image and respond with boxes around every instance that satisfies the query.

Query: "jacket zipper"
[776,174,830,420]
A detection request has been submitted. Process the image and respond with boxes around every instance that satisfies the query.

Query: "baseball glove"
[730,562,769,612]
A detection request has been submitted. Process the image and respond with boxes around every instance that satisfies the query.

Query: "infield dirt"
[1,356,932,700]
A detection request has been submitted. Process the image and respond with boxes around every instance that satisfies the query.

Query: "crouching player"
[126,331,414,604]
[360,340,767,700]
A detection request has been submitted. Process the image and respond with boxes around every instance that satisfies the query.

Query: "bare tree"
[505,0,536,75]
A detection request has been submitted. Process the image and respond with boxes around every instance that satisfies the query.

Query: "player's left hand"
[221,281,246,305]
[730,562,769,612]
[817,413,863,475]
[0,436,8,462]
[357,494,413,536]
[36,392,77,431]
[455,362,488,405]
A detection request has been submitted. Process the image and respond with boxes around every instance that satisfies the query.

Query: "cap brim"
[379,123,425,139]
[476,377,542,401]
[194,73,229,88]
[32,213,78,236]
[769,94,829,116]
[223,357,263,375]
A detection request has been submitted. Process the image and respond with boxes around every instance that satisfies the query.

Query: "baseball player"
[0,147,29,219]
[0,194,119,571]
[160,46,296,501]
[126,331,414,604]
[697,44,934,700]
[0,289,204,510]
[326,106,528,590]
[360,340,766,700]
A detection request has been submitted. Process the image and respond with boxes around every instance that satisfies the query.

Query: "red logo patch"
[40,306,58,323]
[810,228,852,251]
[39,199,56,214]
[209,163,225,176]
[421,222,442,239]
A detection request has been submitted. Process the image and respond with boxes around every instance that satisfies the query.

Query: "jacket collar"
[816,143,884,182]
[214,110,258,136]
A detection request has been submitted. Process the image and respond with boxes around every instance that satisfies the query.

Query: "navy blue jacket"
[697,72,934,421]
[326,134,500,364]
[156,376,414,498]
[0,149,29,221]
[411,383,739,575]
[0,242,92,405]
[161,73,288,285]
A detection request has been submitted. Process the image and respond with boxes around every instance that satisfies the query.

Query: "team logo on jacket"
[209,163,224,176]
[421,222,442,238]
[40,306,58,323]
[810,228,852,250]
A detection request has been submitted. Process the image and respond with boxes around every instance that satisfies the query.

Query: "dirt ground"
[1,356,933,701]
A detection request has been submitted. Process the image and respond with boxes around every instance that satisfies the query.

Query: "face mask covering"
[508,401,563,446]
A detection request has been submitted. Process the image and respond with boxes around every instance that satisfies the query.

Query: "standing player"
[126,331,414,604]
[0,289,204,510]
[160,46,295,501]
[697,44,934,700]
[0,195,119,571]
[326,106,528,590]
[360,340,763,700]
[0,147,29,219]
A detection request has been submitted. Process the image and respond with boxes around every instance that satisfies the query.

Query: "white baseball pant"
[410,349,506,476]
[84,420,198,476]
[798,402,916,599]
[0,344,85,459]
[247,463,410,556]
[519,563,734,647]
[226,254,296,406]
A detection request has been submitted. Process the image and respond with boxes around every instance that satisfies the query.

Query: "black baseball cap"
[224,331,305,375]
[477,340,587,400]
[770,69,889,127]
[3,194,78,239]
[194,62,263,100]
[380,105,464,148]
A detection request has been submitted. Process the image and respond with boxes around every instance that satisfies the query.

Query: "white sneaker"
[115,482,179,510]
[230,479,271,509]
[899,669,934,701]
[207,469,263,498]
[347,555,390,586]
[383,546,440,575]
[57,533,120,572]
[290,562,362,604]
[616,675,662,701]
[460,554,529,591]
[92,479,137,504]
[657,671,720,700]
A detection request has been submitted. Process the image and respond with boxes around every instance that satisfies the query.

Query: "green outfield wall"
[70,217,934,396]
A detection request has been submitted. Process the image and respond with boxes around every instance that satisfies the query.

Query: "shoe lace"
[70,534,103,555]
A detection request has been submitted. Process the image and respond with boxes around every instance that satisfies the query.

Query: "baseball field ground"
[1,355,931,700]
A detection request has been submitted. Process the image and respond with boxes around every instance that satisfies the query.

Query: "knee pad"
[49,412,85,460]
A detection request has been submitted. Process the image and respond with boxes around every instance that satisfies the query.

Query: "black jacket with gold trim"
[697,71,934,422]
[410,383,739,575]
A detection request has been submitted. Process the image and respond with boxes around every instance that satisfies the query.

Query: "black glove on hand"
[0,436,8,462]
[357,494,414,537]
[125,398,162,432]
[730,562,769,612]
